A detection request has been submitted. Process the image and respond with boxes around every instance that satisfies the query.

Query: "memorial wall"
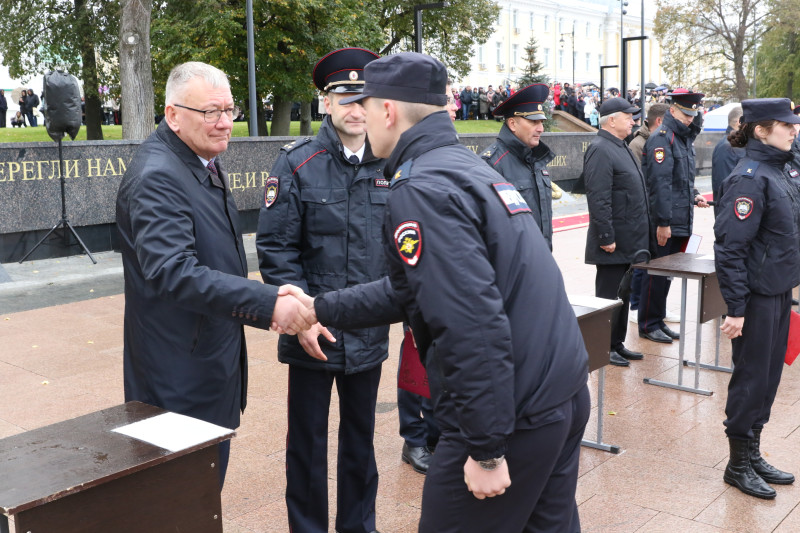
[0,131,724,262]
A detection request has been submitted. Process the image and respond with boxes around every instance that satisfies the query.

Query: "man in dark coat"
[25,89,39,127]
[482,83,556,249]
[0,89,7,128]
[116,61,315,487]
[319,52,589,533]
[583,97,650,367]
[460,85,473,120]
[711,105,745,216]
[638,89,711,343]
[256,48,387,533]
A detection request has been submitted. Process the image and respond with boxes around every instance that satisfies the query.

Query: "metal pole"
[641,0,645,111]
[571,25,575,86]
[246,0,258,136]
[414,7,423,53]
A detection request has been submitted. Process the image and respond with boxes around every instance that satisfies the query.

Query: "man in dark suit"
[116,61,318,487]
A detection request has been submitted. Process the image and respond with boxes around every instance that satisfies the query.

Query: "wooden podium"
[0,402,234,533]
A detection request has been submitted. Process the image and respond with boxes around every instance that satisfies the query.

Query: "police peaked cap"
[492,83,550,120]
[313,47,380,93]
[667,88,704,116]
[339,52,448,106]
[741,98,800,125]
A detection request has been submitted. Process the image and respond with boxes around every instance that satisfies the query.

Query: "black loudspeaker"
[43,70,82,142]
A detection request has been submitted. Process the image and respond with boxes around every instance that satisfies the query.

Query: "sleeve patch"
[264,177,279,208]
[394,221,422,266]
[654,147,665,164]
[734,196,754,220]
[492,182,532,215]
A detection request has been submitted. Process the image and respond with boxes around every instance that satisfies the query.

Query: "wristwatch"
[478,455,505,471]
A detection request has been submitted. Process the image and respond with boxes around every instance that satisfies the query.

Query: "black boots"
[750,428,795,485]
[723,437,776,499]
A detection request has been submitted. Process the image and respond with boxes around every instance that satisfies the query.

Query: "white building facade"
[461,0,667,92]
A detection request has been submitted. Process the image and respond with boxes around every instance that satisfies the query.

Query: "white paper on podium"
[684,234,702,254]
[112,412,234,452]
[569,294,619,310]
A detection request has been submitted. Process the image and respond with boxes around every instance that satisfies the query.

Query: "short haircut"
[728,105,743,128]
[646,103,669,125]
[394,99,444,125]
[165,62,229,106]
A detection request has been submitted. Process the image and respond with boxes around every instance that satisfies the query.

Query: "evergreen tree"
[517,36,549,86]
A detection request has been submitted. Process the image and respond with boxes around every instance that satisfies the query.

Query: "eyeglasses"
[174,104,235,124]
[446,96,455,104]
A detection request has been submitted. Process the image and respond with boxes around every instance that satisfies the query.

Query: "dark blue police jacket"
[316,111,588,461]
[116,121,279,430]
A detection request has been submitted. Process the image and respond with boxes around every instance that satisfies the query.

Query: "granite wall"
[0,131,723,262]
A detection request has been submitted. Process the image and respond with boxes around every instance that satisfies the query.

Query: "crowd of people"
[0,87,41,127]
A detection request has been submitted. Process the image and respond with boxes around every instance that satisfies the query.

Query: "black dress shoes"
[402,442,433,474]
[609,350,630,367]
[616,346,644,360]
[660,325,681,340]
[639,329,673,344]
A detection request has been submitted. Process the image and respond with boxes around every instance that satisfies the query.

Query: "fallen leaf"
[89,289,94,293]
[41,380,49,385]
[87,341,94,344]
[608,411,617,416]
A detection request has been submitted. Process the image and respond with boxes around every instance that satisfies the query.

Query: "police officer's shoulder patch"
[394,221,422,266]
[738,160,760,179]
[654,147,665,164]
[492,182,532,215]
[391,160,413,186]
[734,196,754,220]
[264,176,279,208]
[481,145,499,161]
[281,137,313,153]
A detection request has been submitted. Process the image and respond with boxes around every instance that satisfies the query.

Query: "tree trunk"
[271,97,292,136]
[300,101,312,136]
[75,0,103,140]
[246,92,269,136]
[120,0,155,140]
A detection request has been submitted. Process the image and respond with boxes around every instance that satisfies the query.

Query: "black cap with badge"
[491,83,549,120]
[340,52,448,106]
[667,88,704,116]
[741,98,800,125]
[598,97,639,117]
[312,47,380,94]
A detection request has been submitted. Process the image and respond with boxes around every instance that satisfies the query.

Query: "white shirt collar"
[342,144,365,163]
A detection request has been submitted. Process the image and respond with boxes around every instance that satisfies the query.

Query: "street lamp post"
[559,23,575,86]
[414,2,449,54]
[600,65,619,105]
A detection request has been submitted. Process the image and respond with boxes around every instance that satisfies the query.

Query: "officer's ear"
[506,116,518,133]
[323,93,333,115]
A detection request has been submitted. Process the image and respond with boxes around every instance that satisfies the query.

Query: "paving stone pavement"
[5,179,800,532]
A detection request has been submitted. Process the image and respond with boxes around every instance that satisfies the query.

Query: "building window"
[543,47,550,68]
[598,25,603,39]
[496,42,502,65]
[586,22,591,38]
[559,17,564,33]
[513,9,518,30]
[558,49,564,70]
[586,52,591,71]
[598,53,603,67]
[544,15,549,32]
[478,45,484,64]
[530,13,534,30]
[512,44,518,66]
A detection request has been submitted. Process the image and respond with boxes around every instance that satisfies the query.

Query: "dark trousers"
[638,236,687,332]
[419,385,589,533]
[595,263,630,350]
[724,290,791,440]
[286,364,382,533]
[0,109,6,127]
[26,110,36,127]
[629,268,643,309]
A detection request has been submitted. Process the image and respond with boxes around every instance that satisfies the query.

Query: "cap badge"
[349,71,359,81]
[735,196,753,220]
[394,221,422,266]
[692,104,697,109]
[537,104,543,111]
[654,147,665,164]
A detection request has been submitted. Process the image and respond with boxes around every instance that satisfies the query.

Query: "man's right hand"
[656,225,671,247]
[271,289,315,335]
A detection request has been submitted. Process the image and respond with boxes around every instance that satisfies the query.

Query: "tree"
[516,36,549,87]
[119,0,155,139]
[0,0,118,140]
[377,0,499,79]
[653,0,769,101]
[754,0,800,101]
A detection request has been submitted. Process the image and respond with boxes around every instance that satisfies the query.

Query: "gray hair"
[165,62,230,106]
[728,104,743,129]
[599,111,625,128]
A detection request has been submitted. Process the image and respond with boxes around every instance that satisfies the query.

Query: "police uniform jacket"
[643,112,700,236]
[116,121,279,430]
[583,128,650,265]
[256,116,389,374]
[711,126,745,207]
[316,111,588,461]
[481,123,556,248]
[714,139,800,317]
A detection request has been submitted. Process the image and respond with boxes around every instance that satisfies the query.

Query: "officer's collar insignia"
[747,168,753,173]
[264,177,279,208]
[654,147,665,164]
[394,221,422,266]
[734,196,754,220]
[394,169,402,180]
[492,182,532,215]
[482,150,492,157]
[790,168,800,178]
[374,177,390,188]
[283,141,295,150]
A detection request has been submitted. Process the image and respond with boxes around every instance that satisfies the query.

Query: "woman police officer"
[714,98,800,500]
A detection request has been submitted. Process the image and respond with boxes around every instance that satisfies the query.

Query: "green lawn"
[0,118,502,143]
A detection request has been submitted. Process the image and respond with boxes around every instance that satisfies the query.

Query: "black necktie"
[207,159,225,189]
[348,154,360,165]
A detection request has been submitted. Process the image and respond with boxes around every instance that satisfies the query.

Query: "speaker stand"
[18,136,96,264]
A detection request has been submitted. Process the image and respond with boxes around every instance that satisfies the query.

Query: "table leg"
[693,280,703,390]
[676,277,687,386]
[684,316,733,373]
[581,367,621,454]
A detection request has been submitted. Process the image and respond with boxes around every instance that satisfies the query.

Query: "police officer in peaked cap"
[715,98,800,500]
[637,88,710,344]
[256,47,388,533]
[482,83,557,249]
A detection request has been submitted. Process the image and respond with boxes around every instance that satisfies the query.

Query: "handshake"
[270,284,336,361]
